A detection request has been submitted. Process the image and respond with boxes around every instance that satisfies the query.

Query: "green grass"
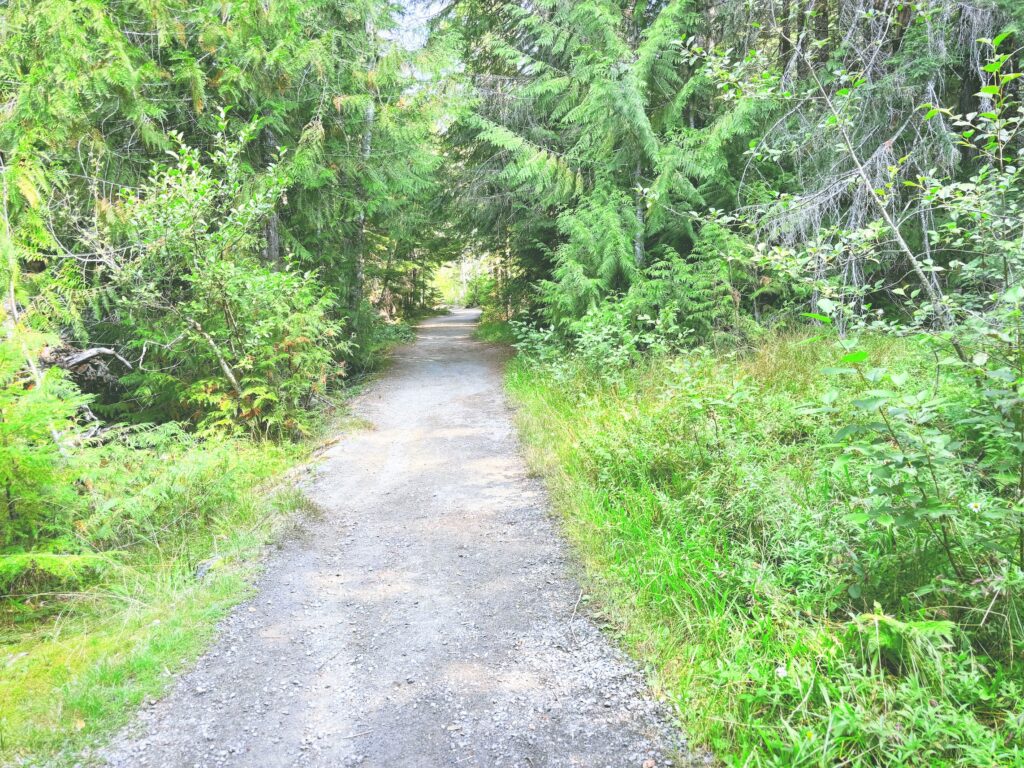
[506,334,1024,767]
[0,433,331,766]
[474,319,516,344]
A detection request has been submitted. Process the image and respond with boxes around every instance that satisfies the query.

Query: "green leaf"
[853,396,889,410]
[841,349,868,365]
[834,424,863,440]
[1003,285,1024,303]
[987,368,1017,382]
[801,312,832,324]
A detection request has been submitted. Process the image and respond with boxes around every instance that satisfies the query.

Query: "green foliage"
[0,433,307,766]
[816,338,1024,656]
[0,0,450,588]
[445,0,801,333]
[107,130,342,436]
[343,302,418,372]
[465,274,497,309]
[6,0,1024,764]
[470,14,1024,763]
[474,320,516,345]
[0,415,299,591]
[0,330,86,550]
[0,0,449,428]
[0,551,115,596]
[508,335,1024,766]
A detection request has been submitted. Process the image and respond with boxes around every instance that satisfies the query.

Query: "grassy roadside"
[504,336,1023,767]
[0,317,419,766]
[0,438,312,766]
[474,318,516,345]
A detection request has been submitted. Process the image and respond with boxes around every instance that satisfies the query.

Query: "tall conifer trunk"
[351,13,377,312]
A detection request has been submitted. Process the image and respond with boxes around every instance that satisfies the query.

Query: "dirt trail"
[103,309,689,768]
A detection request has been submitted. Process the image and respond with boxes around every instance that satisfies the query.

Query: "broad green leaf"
[852,396,889,410]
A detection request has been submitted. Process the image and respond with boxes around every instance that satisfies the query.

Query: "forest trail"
[102,309,687,768]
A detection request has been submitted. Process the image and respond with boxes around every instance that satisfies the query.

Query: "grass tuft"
[474,319,517,345]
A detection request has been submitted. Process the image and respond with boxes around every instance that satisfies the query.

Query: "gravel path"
[102,309,692,768]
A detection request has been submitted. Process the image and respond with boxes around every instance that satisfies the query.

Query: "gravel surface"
[101,309,696,768]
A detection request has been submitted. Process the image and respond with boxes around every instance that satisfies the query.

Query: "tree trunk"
[184,316,244,398]
[795,1,808,75]
[263,211,281,265]
[350,98,376,311]
[261,130,282,265]
[350,11,378,312]
[780,0,792,61]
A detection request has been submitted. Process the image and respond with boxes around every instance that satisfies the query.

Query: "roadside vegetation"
[508,335,1023,766]
[440,0,1024,764]
[1,438,305,762]
[474,320,517,345]
[1,1,445,763]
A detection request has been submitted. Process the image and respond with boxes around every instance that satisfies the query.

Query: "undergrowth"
[507,333,1024,767]
[474,319,516,345]
[0,432,316,766]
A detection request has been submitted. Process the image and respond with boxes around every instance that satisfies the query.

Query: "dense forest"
[4,0,1024,765]
[1,0,450,566]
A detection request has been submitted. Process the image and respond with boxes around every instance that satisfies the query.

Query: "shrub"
[0,329,87,551]
[108,127,344,437]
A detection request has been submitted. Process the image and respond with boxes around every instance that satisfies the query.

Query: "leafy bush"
[342,300,417,372]
[0,330,86,551]
[106,128,343,438]
[465,272,497,309]
[814,336,1024,662]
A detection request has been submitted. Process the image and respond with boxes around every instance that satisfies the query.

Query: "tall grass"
[506,334,1024,767]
